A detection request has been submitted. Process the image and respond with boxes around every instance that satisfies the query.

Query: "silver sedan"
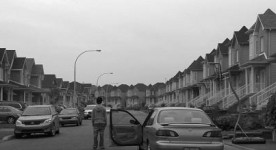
[110,107,224,150]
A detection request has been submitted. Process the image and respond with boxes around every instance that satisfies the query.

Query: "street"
[0,111,246,150]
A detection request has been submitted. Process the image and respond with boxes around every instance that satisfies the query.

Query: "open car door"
[110,109,143,146]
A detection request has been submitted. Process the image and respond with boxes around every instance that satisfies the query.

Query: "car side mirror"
[130,119,139,125]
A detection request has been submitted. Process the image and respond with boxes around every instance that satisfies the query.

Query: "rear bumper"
[14,123,54,134]
[60,118,78,125]
[153,141,224,150]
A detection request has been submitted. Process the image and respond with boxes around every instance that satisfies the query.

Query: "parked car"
[83,105,96,119]
[14,105,60,138]
[0,106,22,124]
[105,106,111,113]
[110,107,224,150]
[59,108,82,126]
[0,101,27,111]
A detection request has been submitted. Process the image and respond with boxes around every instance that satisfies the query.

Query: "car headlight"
[44,118,52,124]
[72,117,78,119]
[16,120,23,126]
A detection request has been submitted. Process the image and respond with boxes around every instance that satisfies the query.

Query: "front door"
[110,109,143,146]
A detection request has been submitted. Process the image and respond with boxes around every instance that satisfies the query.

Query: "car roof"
[154,107,203,111]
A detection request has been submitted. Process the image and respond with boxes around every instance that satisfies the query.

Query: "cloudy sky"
[1,0,276,86]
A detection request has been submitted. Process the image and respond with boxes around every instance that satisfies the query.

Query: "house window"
[260,37,264,52]
[0,68,3,81]
[236,50,239,63]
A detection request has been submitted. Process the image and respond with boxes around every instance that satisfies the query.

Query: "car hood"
[19,115,52,121]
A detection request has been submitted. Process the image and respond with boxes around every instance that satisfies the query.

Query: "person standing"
[92,97,107,150]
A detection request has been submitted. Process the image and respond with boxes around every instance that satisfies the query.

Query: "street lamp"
[96,72,114,100]
[74,50,101,107]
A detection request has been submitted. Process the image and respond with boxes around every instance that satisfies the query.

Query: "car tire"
[76,121,80,126]
[146,141,152,150]
[7,116,16,124]
[14,133,22,138]
[48,125,56,136]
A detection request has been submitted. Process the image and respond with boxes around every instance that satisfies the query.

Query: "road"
[0,112,243,150]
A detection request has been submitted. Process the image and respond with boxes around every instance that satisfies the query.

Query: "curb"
[2,135,14,142]
[224,142,256,150]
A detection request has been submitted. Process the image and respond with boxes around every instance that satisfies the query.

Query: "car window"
[60,109,77,115]
[112,110,139,125]
[157,109,212,124]
[145,110,157,126]
[22,107,51,116]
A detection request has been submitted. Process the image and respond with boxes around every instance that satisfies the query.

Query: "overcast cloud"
[0,0,276,86]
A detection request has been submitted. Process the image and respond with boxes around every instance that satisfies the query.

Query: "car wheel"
[48,125,56,136]
[146,141,152,150]
[7,116,16,124]
[14,133,22,138]
[76,121,80,126]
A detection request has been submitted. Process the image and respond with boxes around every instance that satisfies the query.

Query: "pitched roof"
[56,78,63,87]
[0,48,5,63]
[118,84,129,92]
[42,74,57,88]
[25,58,35,72]
[205,50,216,62]
[6,50,16,65]
[217,38,231,55]
[31,64,44,74]
[61,81,70,89]
[234,26,249,46]
[258,9,276,29]
[12,57,26,70]
[188,56,204,71]
[135,83,147,91]
[153,82,165,90]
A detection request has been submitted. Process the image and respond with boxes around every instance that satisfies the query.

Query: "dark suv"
[0,101,27,111]
[14,105,60,138]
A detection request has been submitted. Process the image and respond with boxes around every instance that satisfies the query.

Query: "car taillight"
[156,130,179,137]
[203,130,222,137]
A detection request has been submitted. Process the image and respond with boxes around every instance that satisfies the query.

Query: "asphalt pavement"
[1,112,276,150]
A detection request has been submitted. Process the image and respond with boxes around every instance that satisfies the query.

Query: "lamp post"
[96,72,113,102]
[74,50,101,107]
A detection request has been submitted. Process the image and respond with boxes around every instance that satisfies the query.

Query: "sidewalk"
[224,139,276,150]
[222,129,276,150]
[0,128,14,142]
[0,122,15,142]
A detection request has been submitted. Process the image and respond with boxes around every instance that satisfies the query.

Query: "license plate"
[184,148,199,150]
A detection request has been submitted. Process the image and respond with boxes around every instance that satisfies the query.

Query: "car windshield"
[22,107,51,116]
[157,109,212,125]
[85,105,95,110]
[60,109,77,115]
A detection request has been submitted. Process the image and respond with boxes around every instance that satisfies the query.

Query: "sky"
[1,0,276,86]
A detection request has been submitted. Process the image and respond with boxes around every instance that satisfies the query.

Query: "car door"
[142,109,158,148]
[110,109,143,146]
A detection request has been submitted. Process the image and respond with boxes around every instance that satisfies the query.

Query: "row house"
[190,9,276,111]
[145,82,166,107]
[126,83,146,108]
[109,84,129,107]
[178,56,204,107]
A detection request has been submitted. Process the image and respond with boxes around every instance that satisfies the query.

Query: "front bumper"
[14,123,53,134]
[152,141,224,150]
